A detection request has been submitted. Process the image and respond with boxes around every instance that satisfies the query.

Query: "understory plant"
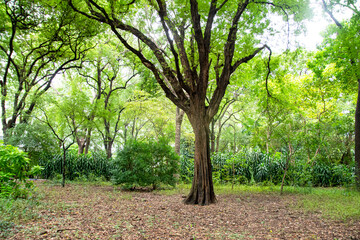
[38,150,112,181]
[180,149,354,187]
[111,138,179,190]
[0,142,42,198]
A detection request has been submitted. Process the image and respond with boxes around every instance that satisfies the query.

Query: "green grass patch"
[294,187,360,221]
[214,183,280,195]
[214,185,360,221]
[158,183,360,221]
[0,197,43,238]
[156,183,191,195]
[159,183,314,195]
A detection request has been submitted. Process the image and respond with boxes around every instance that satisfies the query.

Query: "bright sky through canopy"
[299,0,353,50]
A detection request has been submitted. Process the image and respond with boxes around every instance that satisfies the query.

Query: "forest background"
[0,0,359,204]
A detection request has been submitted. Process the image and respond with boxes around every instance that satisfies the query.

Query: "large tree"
[68,0,309,205]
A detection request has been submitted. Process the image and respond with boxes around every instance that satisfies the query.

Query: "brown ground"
[6,183,360,240]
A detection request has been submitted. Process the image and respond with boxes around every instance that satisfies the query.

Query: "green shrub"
[111,139,179,190]
[331,164,353,186]
[0,143,42,198]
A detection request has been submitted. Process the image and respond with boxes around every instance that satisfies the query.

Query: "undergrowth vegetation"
[0,197,42,238]
[181,150,354,188]
[38,146,354,190]
[0,142,43,199]
[38,150,112,181]
[111,139,179,190]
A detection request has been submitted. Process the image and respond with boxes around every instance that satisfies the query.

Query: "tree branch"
[321,0,343,28]
[231,45,268,73]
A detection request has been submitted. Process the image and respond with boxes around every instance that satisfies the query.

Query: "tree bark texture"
[105,140,113,159]
[184,108,216,205]
[84,129,92,155]
[77,136,86,155]
[175,107,185,155]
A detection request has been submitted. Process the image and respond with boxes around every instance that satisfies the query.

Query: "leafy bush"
[0,143,42,198]
[311,162,333,187]
[331,164,353,186]
[111,139,179,189]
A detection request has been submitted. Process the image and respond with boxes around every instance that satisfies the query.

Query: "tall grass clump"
[38,150,113,181]
[180,148,354,187]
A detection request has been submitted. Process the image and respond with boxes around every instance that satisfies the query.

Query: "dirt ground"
[7,183,360,239]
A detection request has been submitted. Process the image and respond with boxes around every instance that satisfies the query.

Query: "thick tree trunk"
[106,143,112,159]
[175,107,185,155]
[77,136,86,155]
[355,80,360,190]
[104,138,113,159]
[184,111,216,205]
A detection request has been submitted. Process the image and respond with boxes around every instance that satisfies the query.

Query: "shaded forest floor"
[4,182,360,239]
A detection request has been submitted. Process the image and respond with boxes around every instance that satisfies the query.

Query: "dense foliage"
[0,143,42,198]
[180,150,354,187]
[111,139,179,190]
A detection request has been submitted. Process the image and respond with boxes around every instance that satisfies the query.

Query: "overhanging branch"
[231,45,268,73]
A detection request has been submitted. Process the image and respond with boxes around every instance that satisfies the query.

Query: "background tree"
[311,0,359,188]
[37,97,83,187]
[0,0,97,140]
[77,38,137,158]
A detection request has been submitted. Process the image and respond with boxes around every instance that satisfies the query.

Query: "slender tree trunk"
[103,119,113,158]
[175,107,185,155]
[355,80,360,190]
[124,123,128,144]
[341,131,352,165]
[215,119,222,152]
[266,128,270,154]
[184,110,216,205]
[131,118,136,138]
[84,128,92,155]
[62,144,66,187]
[281,143,293,194]
[280,163,288,195]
